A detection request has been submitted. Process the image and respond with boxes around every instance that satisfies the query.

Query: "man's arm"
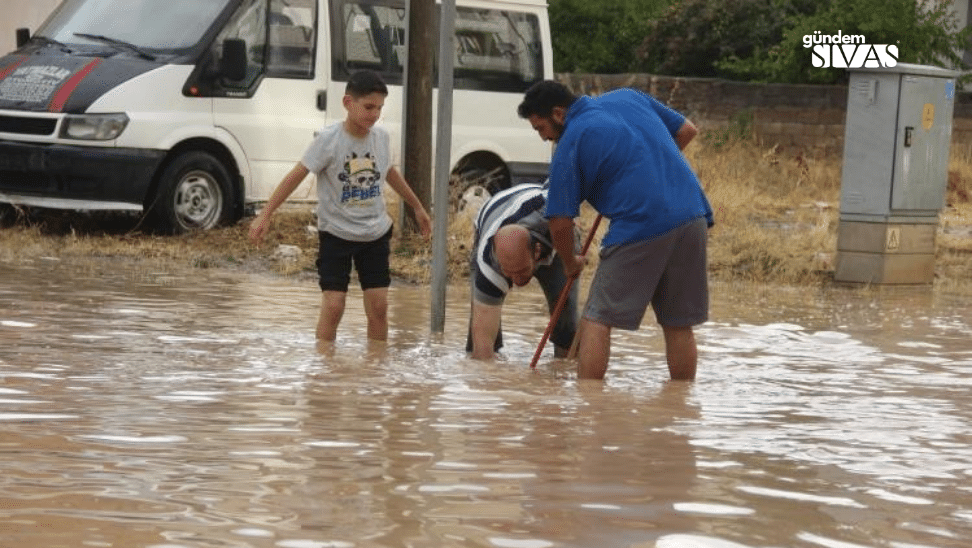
[470,301,502,360]
[549,216,582,278]
[674,120,698,151]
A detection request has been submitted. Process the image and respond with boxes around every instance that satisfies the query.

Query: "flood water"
[1,257,971,548]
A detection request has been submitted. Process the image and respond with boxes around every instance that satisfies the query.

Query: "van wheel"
[147,151,233,234]
[0,204,18,227]
[450,165,508,215]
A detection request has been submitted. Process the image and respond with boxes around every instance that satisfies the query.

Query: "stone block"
[837,221,937,254]
[834,251,936,284]
[835,221,938,284]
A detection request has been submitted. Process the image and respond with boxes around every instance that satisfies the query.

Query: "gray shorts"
[584,217,708,330]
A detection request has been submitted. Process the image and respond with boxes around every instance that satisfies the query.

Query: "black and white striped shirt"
[472,183,555,305]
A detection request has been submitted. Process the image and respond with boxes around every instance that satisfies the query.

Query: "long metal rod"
[529,214,602,369]
[430,0,456,333]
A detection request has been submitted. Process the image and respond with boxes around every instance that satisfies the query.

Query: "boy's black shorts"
[316,227,393,292]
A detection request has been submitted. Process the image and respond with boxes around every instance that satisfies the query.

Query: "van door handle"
[317,90,326,111]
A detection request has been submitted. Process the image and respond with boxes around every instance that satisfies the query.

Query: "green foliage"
[559,0,972,84]
[718,0,972,84]
[548,0,667,73]
[702,109,755,150]
[632,0,816,78]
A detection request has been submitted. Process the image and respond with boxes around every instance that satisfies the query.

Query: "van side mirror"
[220,38,248,81]
[16,28,30,48]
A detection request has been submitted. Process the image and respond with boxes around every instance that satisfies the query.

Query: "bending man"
[467,182,578,360]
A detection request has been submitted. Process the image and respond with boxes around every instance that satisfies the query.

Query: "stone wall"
[555,72,972,157]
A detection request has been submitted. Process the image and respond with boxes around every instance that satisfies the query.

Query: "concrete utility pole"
[401,0,435,234]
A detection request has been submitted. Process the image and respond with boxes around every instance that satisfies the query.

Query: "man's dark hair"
[346,70,388,98]
[517,80,577,119]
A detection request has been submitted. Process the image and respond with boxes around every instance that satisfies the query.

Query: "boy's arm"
[386,166,432,238]
[249,162,310,244]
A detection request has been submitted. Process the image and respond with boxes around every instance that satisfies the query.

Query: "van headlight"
[60,113,129,140]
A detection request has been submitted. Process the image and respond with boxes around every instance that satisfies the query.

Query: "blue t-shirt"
[544,88,713,247]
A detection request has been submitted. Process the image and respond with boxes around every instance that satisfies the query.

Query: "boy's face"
[343,92,386,132]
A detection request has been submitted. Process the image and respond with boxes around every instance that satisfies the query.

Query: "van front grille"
[0,116,57,136]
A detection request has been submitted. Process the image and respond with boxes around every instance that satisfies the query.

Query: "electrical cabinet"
[840,63,955,220]
[835,63,956,284]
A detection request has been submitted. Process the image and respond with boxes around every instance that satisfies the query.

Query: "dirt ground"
[2,137,970,294]
[0,204,466,285]
[1,198,970,296]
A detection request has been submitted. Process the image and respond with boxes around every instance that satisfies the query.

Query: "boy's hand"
[248,213,271,244]
[414,207,432,239]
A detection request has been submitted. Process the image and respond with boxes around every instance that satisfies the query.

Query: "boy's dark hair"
[517,80,577,119]
[346,70,388,98]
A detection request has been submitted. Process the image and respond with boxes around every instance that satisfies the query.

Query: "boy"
[249,70,432,342]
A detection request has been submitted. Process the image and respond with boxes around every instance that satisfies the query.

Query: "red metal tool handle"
[529,214,602,369]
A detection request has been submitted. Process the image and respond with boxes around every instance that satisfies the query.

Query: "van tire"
[450,165,509,214]
[146,151,233,234]
[0,203,21,228]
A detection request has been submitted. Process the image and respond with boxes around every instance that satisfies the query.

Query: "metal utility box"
[835,63,956,284]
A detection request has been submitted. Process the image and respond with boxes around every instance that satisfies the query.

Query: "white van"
[0,0,552,232]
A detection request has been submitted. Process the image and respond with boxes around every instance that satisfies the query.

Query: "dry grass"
[936,144,972,294]
[2,138,970,293]
[691,138,843,285]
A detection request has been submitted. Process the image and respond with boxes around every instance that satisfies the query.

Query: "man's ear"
[533,241,542,261]
[551,106,566,125]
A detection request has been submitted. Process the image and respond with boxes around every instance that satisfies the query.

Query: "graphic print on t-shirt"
[339,152,382,206]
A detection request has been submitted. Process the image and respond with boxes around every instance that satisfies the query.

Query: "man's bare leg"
[577,317,611,380]
[663,325,697,381]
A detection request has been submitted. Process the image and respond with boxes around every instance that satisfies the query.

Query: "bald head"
[494,225,537,287]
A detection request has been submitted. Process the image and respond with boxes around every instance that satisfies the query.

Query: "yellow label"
[886,227,901,252]
[922,103,935,130]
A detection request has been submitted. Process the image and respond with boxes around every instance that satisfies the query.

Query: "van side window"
[340,3,407,79]
[267,0,318,78]
[335,2,543,93]
[215,0,268,90]
[453,8,543,93]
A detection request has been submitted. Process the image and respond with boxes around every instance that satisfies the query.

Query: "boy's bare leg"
[577,317,611,380]
[663,325,697,381]
[362,287,389,342]
[317,290,347,341]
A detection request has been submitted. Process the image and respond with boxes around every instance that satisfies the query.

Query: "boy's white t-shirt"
[300,122,394,242]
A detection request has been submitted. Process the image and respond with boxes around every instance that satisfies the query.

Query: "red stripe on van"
[47,58,103,113]
[0,56,28,80]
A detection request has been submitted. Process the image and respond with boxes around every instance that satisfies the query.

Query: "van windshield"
[37,0,233,52]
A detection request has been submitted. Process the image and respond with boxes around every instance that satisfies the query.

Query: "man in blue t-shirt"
[517,80,713,381]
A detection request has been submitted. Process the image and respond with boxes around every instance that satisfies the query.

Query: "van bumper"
[0,140,166,211]
[507,161,549,186]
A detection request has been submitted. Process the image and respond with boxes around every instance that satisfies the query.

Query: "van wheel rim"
[174,170,222,229]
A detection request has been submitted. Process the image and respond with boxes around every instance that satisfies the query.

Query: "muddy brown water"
[1,257,971,548]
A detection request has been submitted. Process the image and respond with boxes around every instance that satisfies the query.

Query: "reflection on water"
[1,257,971,548]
